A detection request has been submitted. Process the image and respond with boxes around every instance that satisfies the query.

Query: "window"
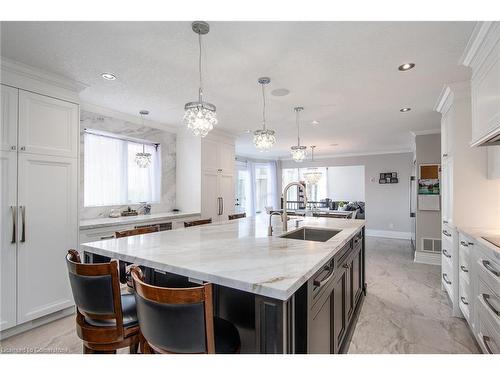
[235,168,250,214]
[84,131,161,207]
[255,164,270,213]
[282,167,328,203]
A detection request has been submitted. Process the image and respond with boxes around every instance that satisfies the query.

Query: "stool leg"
[130,342,139,354]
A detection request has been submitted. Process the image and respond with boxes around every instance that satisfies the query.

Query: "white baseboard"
[414,251,441,265]
[0,306,75,340]
[365,229,412,240]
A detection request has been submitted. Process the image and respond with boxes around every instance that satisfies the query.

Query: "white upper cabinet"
[201,138,219,172]
[1,85,18,152]
[461,22,500,146]
[18,90,78,158]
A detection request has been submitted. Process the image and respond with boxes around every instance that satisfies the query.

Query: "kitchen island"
[81,215,366,353]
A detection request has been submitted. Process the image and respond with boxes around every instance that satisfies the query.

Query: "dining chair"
[228,213,246,220]
[115,226,159,284]
[66,249,140,354]
[130,266,241,354]
[184,218,212,227]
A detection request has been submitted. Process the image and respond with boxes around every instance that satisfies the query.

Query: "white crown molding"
[0,56,87,93]
[279,149,412,162]
[459,21,494,68]
[433,81,470,114]
[409,129,441,137]
[81,101,179,134]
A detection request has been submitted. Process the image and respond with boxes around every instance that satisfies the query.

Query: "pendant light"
[135,110,152,168]
[183,21,217,137]
[253,77,276,152]
[303,146,322,185]
[290,106,307,162]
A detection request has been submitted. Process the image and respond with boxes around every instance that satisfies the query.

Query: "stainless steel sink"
[280,227,341,242]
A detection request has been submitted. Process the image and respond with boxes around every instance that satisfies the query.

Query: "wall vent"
[421,238,442,253]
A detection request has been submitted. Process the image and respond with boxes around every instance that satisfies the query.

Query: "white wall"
[327,165,365,202]
[280,152,413,238]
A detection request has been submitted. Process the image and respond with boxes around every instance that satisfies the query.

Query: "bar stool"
[184,218,212,227]
[130,266,241,354]
[66,250,140,354]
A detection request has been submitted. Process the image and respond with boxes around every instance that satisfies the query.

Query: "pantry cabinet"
[0,81,79,334]
[177,129,236,222]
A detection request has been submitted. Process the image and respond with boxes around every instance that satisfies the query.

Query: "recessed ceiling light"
[311,120,320,126]
[398,63,415,71]
[400,107,412,112]
[271,88,290,97]
[101,72,117,81]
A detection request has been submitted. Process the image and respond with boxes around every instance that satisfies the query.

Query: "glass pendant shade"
[303,146,322,184]
[290,145,307,162]
[184,21,216,137]
[183,101,217,137]
[253,129,276,151]
[303,169,322,184]
[135,145,152,168]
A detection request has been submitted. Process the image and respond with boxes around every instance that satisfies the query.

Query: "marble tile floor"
[0,237,479,354]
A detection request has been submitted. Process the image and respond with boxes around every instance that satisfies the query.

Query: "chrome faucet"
[282,182,307,232]
[268,211,283,236]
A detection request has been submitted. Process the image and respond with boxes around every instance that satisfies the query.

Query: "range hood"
[471,127,500,147]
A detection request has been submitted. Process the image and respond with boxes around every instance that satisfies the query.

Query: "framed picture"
[379,179,386,184]
[384,173,392,179]
[380,173,385,179]
[392,172,397,178]
[391,177,398,183]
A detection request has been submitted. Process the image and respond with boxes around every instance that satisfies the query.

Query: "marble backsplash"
[80,110,176,220]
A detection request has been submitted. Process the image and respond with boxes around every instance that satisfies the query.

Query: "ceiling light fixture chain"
[135,110,152,168]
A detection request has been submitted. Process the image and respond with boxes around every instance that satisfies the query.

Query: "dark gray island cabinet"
[81,216,366,354]
[243,229,365,354]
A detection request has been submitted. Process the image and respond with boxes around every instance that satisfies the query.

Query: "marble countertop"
[81,215,365,300]
[80,211,201,230]
[457,226,500,258]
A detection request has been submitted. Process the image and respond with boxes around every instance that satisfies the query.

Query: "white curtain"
[84,132,161,207]
[247,161,256,216]
[267,160,279,211]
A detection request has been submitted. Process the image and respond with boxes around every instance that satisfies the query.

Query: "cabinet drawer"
[442,259,454,301]
[476,302,500,354]
[459,281,471,323]
[476,254,500,297]
[477,277,500,329]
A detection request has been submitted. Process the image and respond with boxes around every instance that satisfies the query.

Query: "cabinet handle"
[460,296,469,305]
[442,273,451,285]
[100,235,115,240]
[468,242,474,246]
[10,145,17,151]
[442,153,448,157]
[460,241,468,247]
[460,265,469,273]
[313,265,335,287]
[442,230,451,237]
[20,206,26,243]
[482,335,494,354]
[221,197,224,215]
[482,294,500,317]
[20,146,26,151]
[443,220,448,224]
[442,249,451,258]
[482,260,500,277]
[10,206,16,244]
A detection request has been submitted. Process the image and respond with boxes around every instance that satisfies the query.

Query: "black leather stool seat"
[214,317,241,354]
[84,294,138,328]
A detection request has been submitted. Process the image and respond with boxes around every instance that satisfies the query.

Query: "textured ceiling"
[0,21,475,158]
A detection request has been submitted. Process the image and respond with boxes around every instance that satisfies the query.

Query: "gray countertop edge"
[457,226,500,259]
[81,223,364,301]
[80,212,201,230]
